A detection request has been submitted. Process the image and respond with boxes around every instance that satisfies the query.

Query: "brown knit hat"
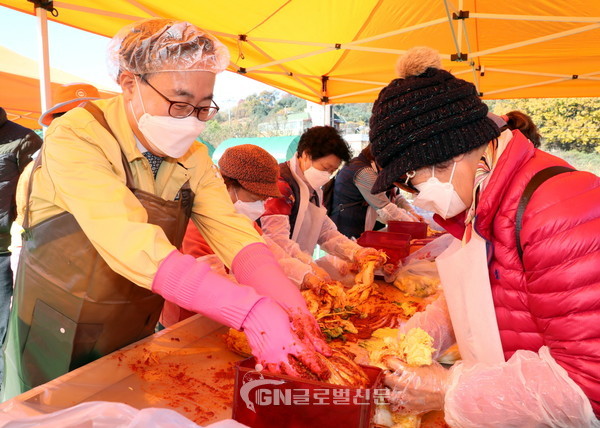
[370,47,500,194]
[218,144,282,198]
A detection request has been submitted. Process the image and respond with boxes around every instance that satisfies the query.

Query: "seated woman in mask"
[162,144,330,327]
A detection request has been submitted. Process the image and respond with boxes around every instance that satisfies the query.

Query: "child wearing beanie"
[373,47,600,426]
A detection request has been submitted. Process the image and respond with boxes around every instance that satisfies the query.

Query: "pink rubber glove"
[152,250,262,330]
[232,242,306,310]
[232,242,332,356]
[243,298,331,380]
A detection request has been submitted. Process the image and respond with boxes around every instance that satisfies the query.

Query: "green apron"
[2,103,194,400]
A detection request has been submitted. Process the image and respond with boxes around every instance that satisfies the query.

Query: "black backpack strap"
[516,166,575,263]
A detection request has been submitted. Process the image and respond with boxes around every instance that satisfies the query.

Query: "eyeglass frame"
[138,75,220,121]
[394,170,420,194]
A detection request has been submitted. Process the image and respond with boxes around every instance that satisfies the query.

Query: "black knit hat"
[370,47,500,194]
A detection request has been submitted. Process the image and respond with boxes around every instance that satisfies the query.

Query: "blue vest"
[329,152,370,238]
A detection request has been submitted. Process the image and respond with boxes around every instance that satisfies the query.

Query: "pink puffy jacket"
[437,130,600,417]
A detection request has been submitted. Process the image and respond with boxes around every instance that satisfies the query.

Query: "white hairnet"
[107,18,230,82]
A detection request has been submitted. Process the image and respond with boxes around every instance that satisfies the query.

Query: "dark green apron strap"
[81,102,136,190]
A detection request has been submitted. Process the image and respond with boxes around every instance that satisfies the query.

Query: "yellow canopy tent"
[2,1,599,104]
[0,46,117,129]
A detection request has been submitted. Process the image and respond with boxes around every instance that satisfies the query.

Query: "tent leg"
[35,6,52,121]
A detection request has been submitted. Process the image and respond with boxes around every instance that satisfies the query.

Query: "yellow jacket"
[26,95,263,289]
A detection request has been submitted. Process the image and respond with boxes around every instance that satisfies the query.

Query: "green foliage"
[205,90,600,160]
[486,98,600,154]
[201,118,260,147]
[332,103,373,124]
[274,94,306,114]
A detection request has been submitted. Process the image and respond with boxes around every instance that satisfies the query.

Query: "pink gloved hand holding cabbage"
[242,298,330,379]
[153,246,331,378]
[232,242,332,357]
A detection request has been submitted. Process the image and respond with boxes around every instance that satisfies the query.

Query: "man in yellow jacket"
[2,18,330,399]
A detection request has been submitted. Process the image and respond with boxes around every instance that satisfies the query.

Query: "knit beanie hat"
[370,47,501,194]
[218,144,282,198]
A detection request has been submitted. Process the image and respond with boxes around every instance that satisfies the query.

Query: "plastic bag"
[404,233,455,263]
[445,347,600,428]
[314,254,356,287]
[391,260,440,297]
[0,401,248,428]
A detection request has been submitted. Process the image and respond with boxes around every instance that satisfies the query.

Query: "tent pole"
[469,13,600,23]
[245,41,322,98]
[35,5,52,117]
[328,86,384,102]
[331,77,389,86]
[471,23,600,58]
[484,77,571,97]
[245,47,335,72]
[53,2,144,21]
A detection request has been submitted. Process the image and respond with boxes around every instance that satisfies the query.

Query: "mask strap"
[233,187,239,203]
[431,166,435,178]
[449,162,458,183]
[134,77,148,115]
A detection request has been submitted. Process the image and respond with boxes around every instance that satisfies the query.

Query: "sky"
[0,5,276,109]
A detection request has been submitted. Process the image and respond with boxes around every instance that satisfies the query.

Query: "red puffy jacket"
[437,130,600,417]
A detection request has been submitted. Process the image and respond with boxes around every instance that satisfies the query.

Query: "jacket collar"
[475,130,535,240]
[434,130,534,241]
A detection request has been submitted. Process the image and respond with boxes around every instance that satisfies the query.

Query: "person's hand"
[408,210,426,223]
[302,272,324,292]
[354,247,387,267]
[310,263,331,281]
[383,356,450,414]
[243,298,332,379]
[197,254,228,277]
[382,262,399,283]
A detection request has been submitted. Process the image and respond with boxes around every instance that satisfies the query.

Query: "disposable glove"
[310,262,331,281]
[399,294,455,359]
[445,347,599,428]
[383,356,450,415]
[314,254,357,287]
[302,272,324,292]
[260,214,314,264]
[376,203,416,223]
[354,246,387,267]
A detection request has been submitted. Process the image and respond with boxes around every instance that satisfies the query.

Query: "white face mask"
[413,163,468,219]
[233,188,266,221]
[132,80,205,159]
[303,166,331,190]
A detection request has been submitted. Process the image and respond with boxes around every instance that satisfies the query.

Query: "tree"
[486,98,600,153]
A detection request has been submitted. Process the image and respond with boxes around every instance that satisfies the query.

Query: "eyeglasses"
[394,170,419,194]
[139,75,220,121]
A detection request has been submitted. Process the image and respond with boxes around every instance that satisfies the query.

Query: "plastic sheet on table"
[0,316,244,426]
